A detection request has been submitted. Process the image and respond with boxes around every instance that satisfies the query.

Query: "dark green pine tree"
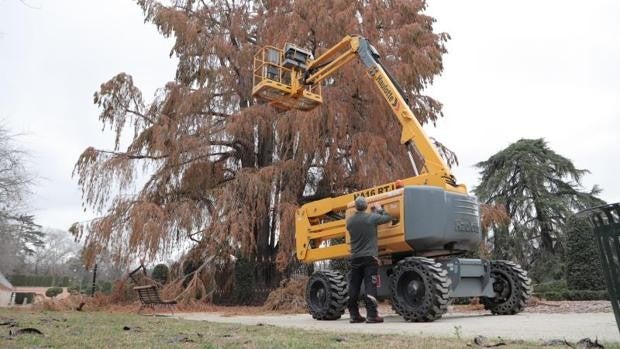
[474,139,603,275]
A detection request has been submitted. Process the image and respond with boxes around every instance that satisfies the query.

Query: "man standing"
[346,196,392,323]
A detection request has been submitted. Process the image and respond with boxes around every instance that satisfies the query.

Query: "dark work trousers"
[347,256,379,317]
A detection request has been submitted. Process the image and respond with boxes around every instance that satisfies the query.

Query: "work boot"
[349,315,366,323]
[365,315,384,323]
[348,308,366,323]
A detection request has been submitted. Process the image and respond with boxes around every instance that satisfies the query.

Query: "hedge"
[565,216,605,290]
[534,280,567,294]
[538,289,608,301]
[9,275,71,287]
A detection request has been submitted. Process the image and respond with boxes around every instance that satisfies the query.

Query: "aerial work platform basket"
[252,45,322,111]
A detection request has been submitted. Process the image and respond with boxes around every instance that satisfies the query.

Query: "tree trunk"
[493,225,510,260]
[533,200,555,253]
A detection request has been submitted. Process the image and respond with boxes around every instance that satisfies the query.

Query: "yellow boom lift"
[252,35,531,322]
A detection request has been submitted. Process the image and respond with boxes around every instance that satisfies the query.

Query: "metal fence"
[581,203,620,334]
[212,258,314,306]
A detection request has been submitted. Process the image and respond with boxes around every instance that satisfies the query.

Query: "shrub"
[152,264,170,285]
[233,257,255,305]
[45,286,63,298]
[565,216,605,290]
[67,285,81,295]
[81,282,111,295]
[529,252,565,283]
[97,281,113,294]
[264,277,308,312]
[110,279,137,304]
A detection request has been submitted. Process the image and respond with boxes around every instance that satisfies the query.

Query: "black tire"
[480,260,532,315]
[306,270,348,320]
[390,257,451,322]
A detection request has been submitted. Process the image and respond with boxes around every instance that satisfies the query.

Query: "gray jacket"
[346,210,392,258]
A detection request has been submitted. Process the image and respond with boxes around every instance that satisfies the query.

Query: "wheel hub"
[315,288,326,302]
[492,272,512,301]
[407,280,421,297]
[310,281,328,308]
[480,260,532,316]
[398,271,425,306]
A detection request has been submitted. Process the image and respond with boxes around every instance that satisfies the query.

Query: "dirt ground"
[176,301,619,343]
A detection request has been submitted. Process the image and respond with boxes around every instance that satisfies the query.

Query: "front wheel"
[390,257,451,322]
[480,260,532,315]
[306,270,348,320]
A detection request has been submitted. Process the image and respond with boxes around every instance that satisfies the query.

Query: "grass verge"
[0,308,616,349]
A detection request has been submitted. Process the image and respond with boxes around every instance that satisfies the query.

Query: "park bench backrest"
[128,265,148,286]
[134,285,163,305]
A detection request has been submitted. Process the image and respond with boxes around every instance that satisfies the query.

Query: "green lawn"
[0,308,614,349]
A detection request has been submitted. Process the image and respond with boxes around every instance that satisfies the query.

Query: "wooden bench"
[133,285,177,315]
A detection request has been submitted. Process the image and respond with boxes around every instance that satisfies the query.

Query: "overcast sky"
[1,0,618,231]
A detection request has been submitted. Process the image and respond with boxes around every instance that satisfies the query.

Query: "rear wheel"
[306,270,348,320]
[390,257,451,322]
[480,260,531,315]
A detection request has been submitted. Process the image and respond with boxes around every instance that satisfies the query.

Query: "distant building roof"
[0,271,14,291]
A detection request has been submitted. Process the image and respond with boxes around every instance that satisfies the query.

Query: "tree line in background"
[8,228,125,294]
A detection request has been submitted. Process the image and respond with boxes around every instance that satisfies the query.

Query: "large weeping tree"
[474,138,603,274]
[73,0,450,289]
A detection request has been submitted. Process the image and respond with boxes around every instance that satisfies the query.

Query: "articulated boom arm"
[302,35,453,180]
[251,35,466,263]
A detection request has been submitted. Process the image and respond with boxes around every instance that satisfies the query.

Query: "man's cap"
[354,196,368,211]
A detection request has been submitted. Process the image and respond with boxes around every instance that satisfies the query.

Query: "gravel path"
[177,311,620,343]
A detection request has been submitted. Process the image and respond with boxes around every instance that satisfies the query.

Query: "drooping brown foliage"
[73,0,450,286]
[263,277,309,313]
[477,203,510,258]
[480,203,510,234]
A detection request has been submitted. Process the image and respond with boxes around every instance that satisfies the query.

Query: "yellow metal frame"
[251,35,468,263]
[295,174,466,262]
[252,46,322,111]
